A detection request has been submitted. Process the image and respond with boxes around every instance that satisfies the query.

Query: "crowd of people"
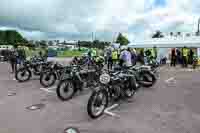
[102,46,157,70]
[86,46,199,70]
[1,45,199,74]
[170,46,198,68]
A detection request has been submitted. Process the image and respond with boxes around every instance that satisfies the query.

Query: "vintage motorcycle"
[40,62,72,88]
[56,65,102,101]
[15,59,51,82]
[87,67,137,119]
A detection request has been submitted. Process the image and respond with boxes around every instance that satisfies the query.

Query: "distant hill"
[0,30,28,45]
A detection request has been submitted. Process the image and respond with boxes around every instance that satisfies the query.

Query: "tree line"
[0,30,131,49]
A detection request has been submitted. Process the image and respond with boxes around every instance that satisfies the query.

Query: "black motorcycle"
[40,63,72,88]
[56,65,101,101]
[87,67,137,119]
[15,60,51,82]
[130,65,157,88]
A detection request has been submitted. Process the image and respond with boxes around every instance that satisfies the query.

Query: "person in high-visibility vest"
[91,49,97,57]
[182,46,189,68]
[192,53,198,69]
[112,49,118,66]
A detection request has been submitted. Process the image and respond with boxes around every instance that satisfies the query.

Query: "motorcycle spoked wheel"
[40,72,57,88]
[33,65,43,75]
[15,68,32,82]
[139,71,156,88]
[87,88,108,119]
[56,80,76,101]
[111,85,121,101]
[123,76,137,98]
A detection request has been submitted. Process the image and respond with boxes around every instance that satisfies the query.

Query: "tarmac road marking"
[104,110,120,118]
[40,88,56,93]
[105,103,119,111]
[104,103,120,118]
[165,77,175,83]
[44,85,57,90]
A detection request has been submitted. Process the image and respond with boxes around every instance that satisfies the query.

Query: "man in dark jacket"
[9,49,18,73]
[171,48,176,67]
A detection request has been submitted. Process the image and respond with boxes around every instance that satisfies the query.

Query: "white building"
[128,36,200,48]
[0,45,13,50]
[128,35,200,62]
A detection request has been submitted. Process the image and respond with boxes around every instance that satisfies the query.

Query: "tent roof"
[128,36,200,48]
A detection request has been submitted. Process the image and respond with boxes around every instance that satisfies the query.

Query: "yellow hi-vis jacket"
[91,49,97,57]
[112,51,118,60]
[183,48,188,57]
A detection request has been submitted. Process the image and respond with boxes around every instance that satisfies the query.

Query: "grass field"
[57,50,86,57]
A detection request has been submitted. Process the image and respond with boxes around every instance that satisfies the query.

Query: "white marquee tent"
[128,36,200,48]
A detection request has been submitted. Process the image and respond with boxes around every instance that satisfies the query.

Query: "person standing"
[171,48,176,67]
[111,49,118,67]
[176,48,181,64]
[9,47,18,73]
[189,48,194,65]
[132,48,137,66]
[120,46,132,67]
[137,49,144,65]
[182,46,188,68]
[107,48,112,70]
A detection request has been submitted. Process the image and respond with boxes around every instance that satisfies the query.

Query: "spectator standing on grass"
[171,48,176,67]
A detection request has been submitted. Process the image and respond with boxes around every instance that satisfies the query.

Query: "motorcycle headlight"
[99,73,110,84]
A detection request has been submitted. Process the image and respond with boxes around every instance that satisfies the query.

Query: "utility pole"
[92,32,94,41]
[196,18,200,36]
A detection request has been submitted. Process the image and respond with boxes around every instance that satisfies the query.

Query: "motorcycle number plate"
[99,73,110,84]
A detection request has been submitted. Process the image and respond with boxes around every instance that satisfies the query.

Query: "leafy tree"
[170,32,173,37]
[48,40,53,46]
[0,30,27,44]
[40,40,47,48]
[177,32,181,36]
[116,33,130,45]
[93,40,100,48]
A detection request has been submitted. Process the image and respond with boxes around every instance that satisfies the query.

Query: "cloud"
[0,0,199,41]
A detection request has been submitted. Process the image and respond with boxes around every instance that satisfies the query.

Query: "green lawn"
[57,50,85,57]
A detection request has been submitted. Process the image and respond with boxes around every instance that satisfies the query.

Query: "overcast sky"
[0,0,200,41]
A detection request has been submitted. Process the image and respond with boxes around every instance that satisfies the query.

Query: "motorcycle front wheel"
[40,72,57,88]
[87,88,108,119]
[15,68,32,82]
[56,80,76,101]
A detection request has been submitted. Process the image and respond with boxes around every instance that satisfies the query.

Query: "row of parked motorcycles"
[14,56,159,119]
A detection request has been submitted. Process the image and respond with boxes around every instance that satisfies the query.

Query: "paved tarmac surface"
[0,60,200,133]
